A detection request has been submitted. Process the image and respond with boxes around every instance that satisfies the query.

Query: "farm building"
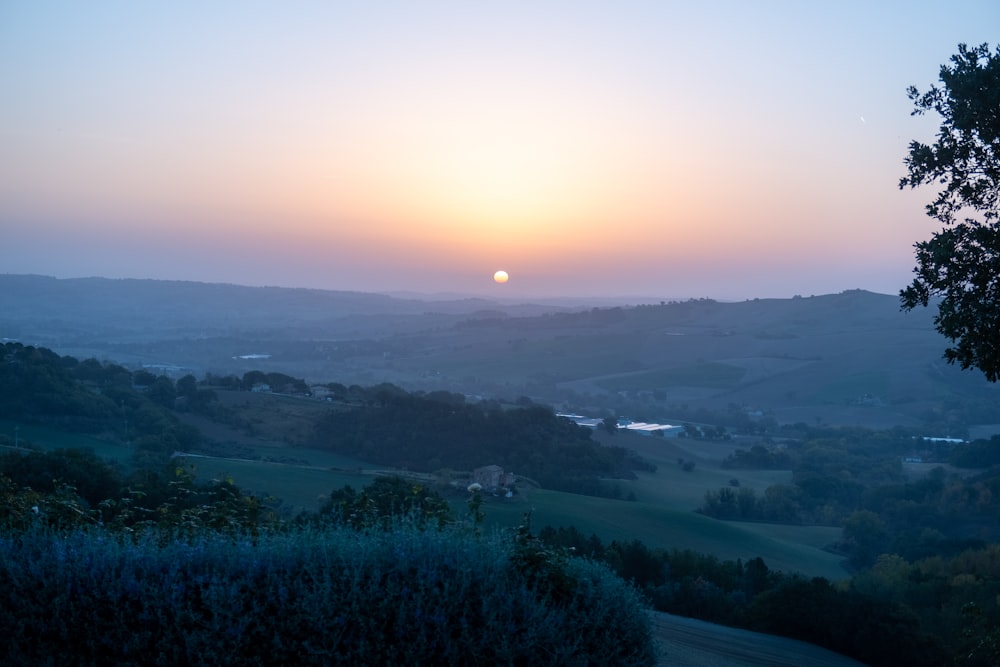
[471,465,515,492]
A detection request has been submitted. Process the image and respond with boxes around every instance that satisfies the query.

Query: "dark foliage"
[538,525,951,666]
[899,43,1000,381]
[723,443,793,469]
[748,576,945,666]
[0,343,119,429]
[0,448,122,507]
[1,525,655,667]
[312,386,652,495]
[317,476,453,530]
[241,370,310,394]
[0,342,203,467]
[949,434,1000,468]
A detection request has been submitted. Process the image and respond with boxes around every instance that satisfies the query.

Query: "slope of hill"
[649,612,868,667]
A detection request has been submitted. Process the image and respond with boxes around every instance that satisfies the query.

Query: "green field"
[7,420,849,580]
[475,490,847,579]
[185,432,848,580]
[183,454,848,580]
[182,455,371,512]
[0,420,131,461]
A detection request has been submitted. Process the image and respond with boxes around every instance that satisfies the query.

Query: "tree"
[319,476,453,530]
[601,416,619,435]
[841,509,890,570]
[899,43,1000,381]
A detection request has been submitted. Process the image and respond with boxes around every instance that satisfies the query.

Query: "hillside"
[3,338,993,663]
[649,612,867,667]
[2,275,997,433]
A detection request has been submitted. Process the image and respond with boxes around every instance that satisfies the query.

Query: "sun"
[493,270,509,284]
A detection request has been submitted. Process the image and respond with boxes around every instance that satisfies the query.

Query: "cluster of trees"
[315,476,453,531]
[0,344,124,428]
[0,448,277,535]
[538,523,1000,666]
[311,385,655,496]
[950,434,1000,468]
[722,443,794,469]
[701,425,1000,568]
[0,342,206,468]
[835,467,1000,567]
[1,343,659,498]
[236,370,310,394]
[702,425,912,524]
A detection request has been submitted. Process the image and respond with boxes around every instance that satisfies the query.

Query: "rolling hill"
[2,275,997,433]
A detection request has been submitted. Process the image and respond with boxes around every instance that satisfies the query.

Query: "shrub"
[1,524,655,666]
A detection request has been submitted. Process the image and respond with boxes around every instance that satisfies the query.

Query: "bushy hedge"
[1,525,655,666]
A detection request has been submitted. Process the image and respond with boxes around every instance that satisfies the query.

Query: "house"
[471,465,515,492]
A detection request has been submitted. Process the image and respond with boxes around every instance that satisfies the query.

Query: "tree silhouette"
[899,43,1000,381]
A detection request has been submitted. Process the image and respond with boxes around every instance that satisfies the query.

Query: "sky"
[2,1,998,301]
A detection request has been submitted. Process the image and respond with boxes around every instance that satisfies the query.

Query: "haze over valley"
[4,275,996,438]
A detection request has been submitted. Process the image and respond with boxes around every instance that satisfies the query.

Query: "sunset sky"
[2,2,998,300]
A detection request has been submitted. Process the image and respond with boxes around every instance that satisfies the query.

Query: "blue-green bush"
[1,524,654,666]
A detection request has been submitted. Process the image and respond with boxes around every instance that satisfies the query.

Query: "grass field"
[0,420,131,461]
[182,455,370,513]
[469,488,846,579]
[6,418,850,580]
[184,431,849,580]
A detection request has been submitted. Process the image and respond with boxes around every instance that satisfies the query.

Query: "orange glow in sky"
[1,2,997,298]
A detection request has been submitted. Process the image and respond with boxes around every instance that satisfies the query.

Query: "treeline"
[0,448,277,535]
[1,342,656,497]
[699,425,1000,568]
[311,384,655,496]
[0,343,208,467]
[701,426,913,526]
[538,523,1000,666]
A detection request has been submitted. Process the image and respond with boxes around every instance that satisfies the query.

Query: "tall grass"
[1,523,655,666]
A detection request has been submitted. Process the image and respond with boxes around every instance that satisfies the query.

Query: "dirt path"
[649,612,868,667]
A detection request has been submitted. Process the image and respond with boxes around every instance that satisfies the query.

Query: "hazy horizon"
[4,272,905,307]
[3,2,998,300]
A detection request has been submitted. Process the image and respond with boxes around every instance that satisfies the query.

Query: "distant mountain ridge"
[0,274,574,343]
[0,273,569,319]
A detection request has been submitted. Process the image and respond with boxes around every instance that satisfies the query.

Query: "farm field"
[183,442,848,580]
[462,488,847,580]
[4,415,849,580]
[0,420,130,461]
[185,449,847,580]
